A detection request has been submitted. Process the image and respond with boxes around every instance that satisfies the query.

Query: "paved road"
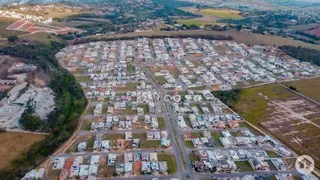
[141,64,187,180]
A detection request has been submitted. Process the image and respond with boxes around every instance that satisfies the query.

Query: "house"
[77,142,87,152]
[141,161,151,173]
[89,165,99,176]
[22,168,45,180]
[132,139,140,148]
[250,158,270,171]
[79,165,89,177]
[125,163,133,173]
[90,155,100,165]
[159,161,168,173]
[108,154,117,165]
[125,152,133,163]
[52,157,66,170]
[142,152,149,161]
[125,131,133,139]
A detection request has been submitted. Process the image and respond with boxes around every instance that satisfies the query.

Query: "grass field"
[20,32,60,44]
[140,140,161,148]
[0,132,45,170]
[177,19,213,27]
[235,161,254,172]
[234,84,294,125]
[0,17,28,38]
[157,153,177,174]
[282,78,320,102]
[200,9,243,20]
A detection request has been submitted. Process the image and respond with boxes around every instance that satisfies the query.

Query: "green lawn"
[140,140,161,148]
[190,132,203,138]
[156,76,167,85]
[127,64,136,72]
[184,141,194,148]
[211,132,223,147]
[157,153,177,174]
[189,152,199,162]
[138,104,149,114]
[184,118,192,128]
[132,133,146,140]
[158,117,167,129]
[266,151,282,158]
[235,161,254,172]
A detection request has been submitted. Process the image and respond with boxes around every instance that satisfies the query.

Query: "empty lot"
[233,83,320,167]
[0,132,45,170]
[283,77,320,102]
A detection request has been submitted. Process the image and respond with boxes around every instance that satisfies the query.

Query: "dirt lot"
[307,25,320,37]
[234,83,320,167]
[283,78,320,102]
[0,132,45,170]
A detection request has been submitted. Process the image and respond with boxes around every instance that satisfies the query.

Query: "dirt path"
[41,100,91,174]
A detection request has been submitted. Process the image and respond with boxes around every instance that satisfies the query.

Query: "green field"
[177,19,212,27]
[234,84,294,125]
[200,9,244,20]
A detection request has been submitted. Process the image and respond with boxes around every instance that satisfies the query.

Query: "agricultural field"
[0,17,27,38]
[233,83,320,167]
[0,132,45,170]
[199,9,244,20]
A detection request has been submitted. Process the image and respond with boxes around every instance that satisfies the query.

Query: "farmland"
[0,132,45,170]
[199,9,243,20]
[233,83,320,167]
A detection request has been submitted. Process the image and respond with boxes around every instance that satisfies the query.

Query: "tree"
[20,114,43,131]
[7,35,18,43]
[236,25,243,31]
[289,86,297,91]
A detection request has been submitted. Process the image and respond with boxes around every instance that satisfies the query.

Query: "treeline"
[280,46,320,66]
[0,41,87,179]
[72,34,233,45]
[212,89,242,108]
